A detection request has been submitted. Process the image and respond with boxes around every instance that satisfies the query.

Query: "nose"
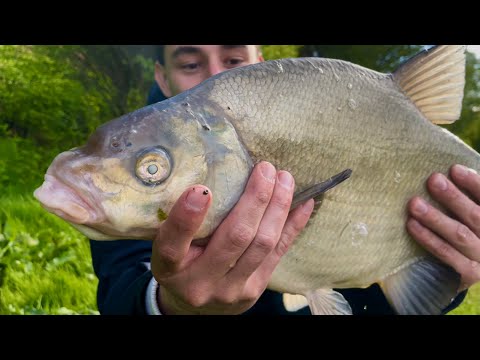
[207,59,226,77]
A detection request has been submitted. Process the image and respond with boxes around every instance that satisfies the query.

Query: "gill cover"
[172,95,254,238]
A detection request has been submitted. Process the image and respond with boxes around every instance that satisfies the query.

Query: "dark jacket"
[89,83,467,315]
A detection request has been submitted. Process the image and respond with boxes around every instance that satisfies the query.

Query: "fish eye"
[135,148,172,185]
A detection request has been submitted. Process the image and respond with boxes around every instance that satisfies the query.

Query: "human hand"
[150,161,314,314]
[407,164,480,292]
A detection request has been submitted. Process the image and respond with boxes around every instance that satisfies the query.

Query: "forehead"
[164,45,257,59]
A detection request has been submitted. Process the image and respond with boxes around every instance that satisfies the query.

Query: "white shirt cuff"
[145,276,162,315]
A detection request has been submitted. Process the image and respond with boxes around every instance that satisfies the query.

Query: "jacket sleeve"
[89,239,154,315]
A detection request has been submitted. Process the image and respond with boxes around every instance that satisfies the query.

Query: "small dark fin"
[291,169,352,210]
[393,45,467,124]
[378,257,461,315]
[305,289,352,315]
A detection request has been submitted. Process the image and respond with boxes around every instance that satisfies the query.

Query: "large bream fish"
[34,45,479,315]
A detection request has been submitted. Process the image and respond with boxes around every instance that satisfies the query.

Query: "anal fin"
[305,289,353,315]
[379,256,461,315]
[283,293,309,312]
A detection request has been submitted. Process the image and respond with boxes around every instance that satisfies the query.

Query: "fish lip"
[35,174,104,224]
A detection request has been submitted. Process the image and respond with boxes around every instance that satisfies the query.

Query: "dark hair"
[155,45,165,65]
[155,45,262,65]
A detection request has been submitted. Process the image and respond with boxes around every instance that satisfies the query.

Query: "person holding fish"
[36,45,480,315]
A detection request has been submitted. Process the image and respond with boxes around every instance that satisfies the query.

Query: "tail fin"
[393,45,467,125]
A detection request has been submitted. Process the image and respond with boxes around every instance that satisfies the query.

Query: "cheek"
[171,74,208,94]
[103,190,161,231]
[90,159,134,193]
[158,155,209,210]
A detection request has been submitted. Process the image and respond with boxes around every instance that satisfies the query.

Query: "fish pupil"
[147,164,158,175]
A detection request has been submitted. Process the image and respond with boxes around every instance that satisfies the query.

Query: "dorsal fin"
[393,45,467,124]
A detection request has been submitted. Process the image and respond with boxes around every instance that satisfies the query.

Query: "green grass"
[0,194,98,314]
[449,283,480,315]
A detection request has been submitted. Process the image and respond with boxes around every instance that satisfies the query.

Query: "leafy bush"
[262,45,302,60]
[0,45,153,194]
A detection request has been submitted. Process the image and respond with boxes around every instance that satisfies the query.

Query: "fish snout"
[49,150,98,176]
[34,150,105,225]
[34,174,100,225]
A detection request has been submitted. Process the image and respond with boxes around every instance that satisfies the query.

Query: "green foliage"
[0,45,154,194]
[0,46,154,314]
[0,46,111,146]
[125,54,155,113]
[0,195,98,314]
[449,284,480,315]
[301,45,425,73]
[443,52,480,151]
[313,44,476,76]
[262,45,302,60]
[0,46,108,192]
[0,45,153,314]
[1,137,50,194]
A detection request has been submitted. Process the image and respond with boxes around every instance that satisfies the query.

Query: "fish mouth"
[34,174,102,225]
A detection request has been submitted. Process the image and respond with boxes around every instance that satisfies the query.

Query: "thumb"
[152,185,212,276]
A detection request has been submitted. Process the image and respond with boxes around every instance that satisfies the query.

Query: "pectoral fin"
[291,169,352,210]
[305,289,353,315]
[379,256,461,315]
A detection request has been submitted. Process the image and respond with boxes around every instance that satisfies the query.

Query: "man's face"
[155,45,263,98]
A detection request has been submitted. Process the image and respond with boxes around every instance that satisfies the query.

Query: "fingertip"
[407,197,423,218]
[408,196,429,216]
[451,164,477,181]
[406,217,422,233]
[258,161,276,183]
[451,164,463,175]
[288,199,315,232]
[301,199,315,216]
[184,185,212,212]
[277,170,294,189]
[156,185,212,243]
[426,173,448,192]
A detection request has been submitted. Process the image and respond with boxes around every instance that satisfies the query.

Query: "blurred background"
[0,45,479,314]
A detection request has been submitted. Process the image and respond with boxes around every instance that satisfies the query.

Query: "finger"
[406,218,480,288]
[425,173,480,236]
[152,185,211,276]
[408,197,480,261]
[199,161,276,276]
[450,164,480,202]
[251,199,314,286]
[227,171,295,281]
